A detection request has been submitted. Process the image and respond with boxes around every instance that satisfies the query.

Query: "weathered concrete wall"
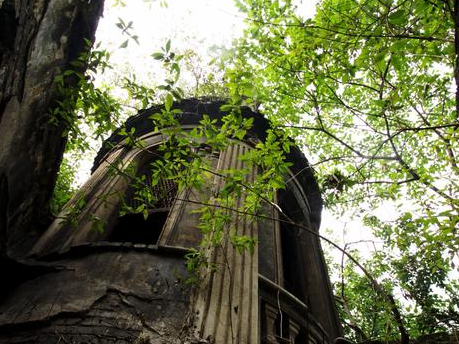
[0,246,194,344]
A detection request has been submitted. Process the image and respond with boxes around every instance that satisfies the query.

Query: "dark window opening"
[109,164,178,244]
[280,221,300,296]
[278,188,305,300]
[258,201,277,281]
[295,328,308,344]
[109,211,168,244]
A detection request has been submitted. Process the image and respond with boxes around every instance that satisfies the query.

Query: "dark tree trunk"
[0,0,104,259]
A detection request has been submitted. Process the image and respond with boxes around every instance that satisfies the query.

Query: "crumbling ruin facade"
[0,99,342,344]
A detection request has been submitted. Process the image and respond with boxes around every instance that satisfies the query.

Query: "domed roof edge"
[91,98,322,226]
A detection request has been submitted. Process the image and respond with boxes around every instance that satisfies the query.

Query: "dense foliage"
[229,0,459,340]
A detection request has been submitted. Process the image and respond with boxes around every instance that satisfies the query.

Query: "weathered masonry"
[0,99,342,344]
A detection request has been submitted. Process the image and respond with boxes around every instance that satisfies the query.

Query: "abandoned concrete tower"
[0,99,342,343]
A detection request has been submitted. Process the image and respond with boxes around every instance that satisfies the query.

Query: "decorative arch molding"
[32,128,190,256]
[31,126,253,256]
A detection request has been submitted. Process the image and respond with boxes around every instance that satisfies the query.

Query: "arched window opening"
[108,162,178,245]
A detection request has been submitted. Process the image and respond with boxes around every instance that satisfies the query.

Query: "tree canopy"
[227,0,459,339]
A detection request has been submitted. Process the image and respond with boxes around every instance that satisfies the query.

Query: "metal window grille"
[130,173,178,211]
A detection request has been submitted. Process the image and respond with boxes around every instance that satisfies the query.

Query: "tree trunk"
[0,0,104,259]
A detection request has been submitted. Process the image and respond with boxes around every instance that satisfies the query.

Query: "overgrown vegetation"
[230,0,459,340]
[50,0,459,342]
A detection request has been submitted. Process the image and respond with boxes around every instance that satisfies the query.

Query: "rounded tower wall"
[0,99,342,344]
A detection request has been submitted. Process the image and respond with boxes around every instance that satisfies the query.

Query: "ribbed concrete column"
[193,143,259,344]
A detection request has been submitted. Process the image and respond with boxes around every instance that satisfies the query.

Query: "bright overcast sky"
[95,0,317,85]
[95,1,247,88]
[97,1,246,50]
[96,0,317,53]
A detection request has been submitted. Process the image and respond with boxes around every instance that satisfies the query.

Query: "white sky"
[95,0,247,87]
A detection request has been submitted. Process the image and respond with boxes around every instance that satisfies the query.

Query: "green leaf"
[165,93,173,111]
[375,51,387,63]
[388,9,406,25]
[392,55,403,72]
[152,52,165,60]
[165,39,171,53]
[220,104,233,112]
